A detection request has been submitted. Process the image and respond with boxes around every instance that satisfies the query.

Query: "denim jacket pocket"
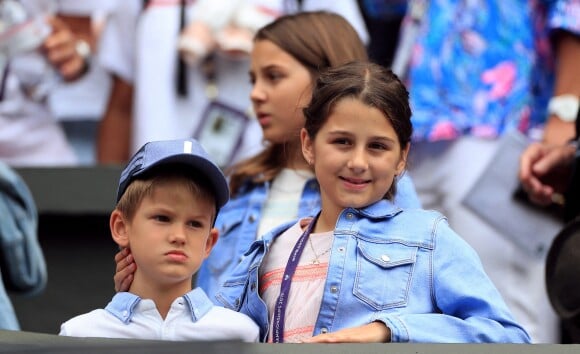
[207,210,245,274]
[215,272,250,312]
[218,204,245,237]
[354,239,417,310]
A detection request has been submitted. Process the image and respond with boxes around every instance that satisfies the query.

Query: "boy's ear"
[203,227,219,259]
[110,209,130,248]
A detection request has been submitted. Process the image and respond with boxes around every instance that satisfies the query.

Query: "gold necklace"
[308,236,332,265]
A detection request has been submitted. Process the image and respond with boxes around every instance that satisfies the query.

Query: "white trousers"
[408,136,559,343]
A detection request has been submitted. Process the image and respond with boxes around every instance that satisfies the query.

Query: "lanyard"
[142,0,188,96]
[272,212,320,343]
[176,0,188,97]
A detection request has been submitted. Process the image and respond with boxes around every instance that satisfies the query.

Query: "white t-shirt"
[258,168,314,238]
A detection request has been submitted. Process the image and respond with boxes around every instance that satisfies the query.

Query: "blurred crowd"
[1,0,579,344]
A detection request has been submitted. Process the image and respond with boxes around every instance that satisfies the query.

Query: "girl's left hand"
[302,321,391,343]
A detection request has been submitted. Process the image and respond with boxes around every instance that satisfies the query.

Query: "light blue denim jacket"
[0,162,47,330]
[197,174,420,299]
[214,199,531,343]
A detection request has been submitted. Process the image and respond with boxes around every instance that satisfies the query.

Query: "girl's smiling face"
[301,97,409,219]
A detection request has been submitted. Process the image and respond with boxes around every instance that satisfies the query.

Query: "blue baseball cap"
[116,138,229,208]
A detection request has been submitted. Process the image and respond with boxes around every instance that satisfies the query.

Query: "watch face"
[75,39,91,59]
[548,95,579,122]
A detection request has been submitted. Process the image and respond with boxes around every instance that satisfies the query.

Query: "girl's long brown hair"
[227,11,368,195]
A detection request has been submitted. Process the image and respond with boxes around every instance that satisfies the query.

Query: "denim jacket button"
[346,213,354,219]
[248,214,256,223]
[320,327,328,334]
[338,247,345,252]
[330,286,338,293]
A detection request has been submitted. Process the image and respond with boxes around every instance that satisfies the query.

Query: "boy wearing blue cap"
[59,138,258,341]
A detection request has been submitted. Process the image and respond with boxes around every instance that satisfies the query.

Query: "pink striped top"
[259,218,334,343]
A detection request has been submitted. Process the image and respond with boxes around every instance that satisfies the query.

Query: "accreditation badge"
[194,101,249,167]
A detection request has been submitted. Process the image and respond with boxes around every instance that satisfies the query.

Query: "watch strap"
[548,94,580,122]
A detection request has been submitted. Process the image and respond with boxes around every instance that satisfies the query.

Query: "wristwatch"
[547,94,579,122]
[74,39,92,74]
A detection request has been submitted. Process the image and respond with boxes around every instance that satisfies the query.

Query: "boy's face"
[113,179,217,292]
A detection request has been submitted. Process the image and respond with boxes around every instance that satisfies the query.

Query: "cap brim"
[546,217,580,319]
[131,154,229,209]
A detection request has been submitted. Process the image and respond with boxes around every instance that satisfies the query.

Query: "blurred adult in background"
[396,0,580,343]
[96,0,368,168]
[0,0,102,166]
[48,7,114,166]
[519,102,580,343]
[0,161,46,330]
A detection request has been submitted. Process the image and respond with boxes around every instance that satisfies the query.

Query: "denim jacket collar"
[256,199,402,248]
[349,199,403,220]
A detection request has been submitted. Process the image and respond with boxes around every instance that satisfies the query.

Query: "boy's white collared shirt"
[59,287,259,342]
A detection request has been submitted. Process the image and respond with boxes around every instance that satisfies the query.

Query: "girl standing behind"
[197,11,420,297]
[215,62,531,343]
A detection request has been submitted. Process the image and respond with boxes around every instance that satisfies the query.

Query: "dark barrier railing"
[1,330,580,353]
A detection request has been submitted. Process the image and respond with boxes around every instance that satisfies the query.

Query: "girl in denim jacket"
[215,62,531,343]
[113,12,421,298]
